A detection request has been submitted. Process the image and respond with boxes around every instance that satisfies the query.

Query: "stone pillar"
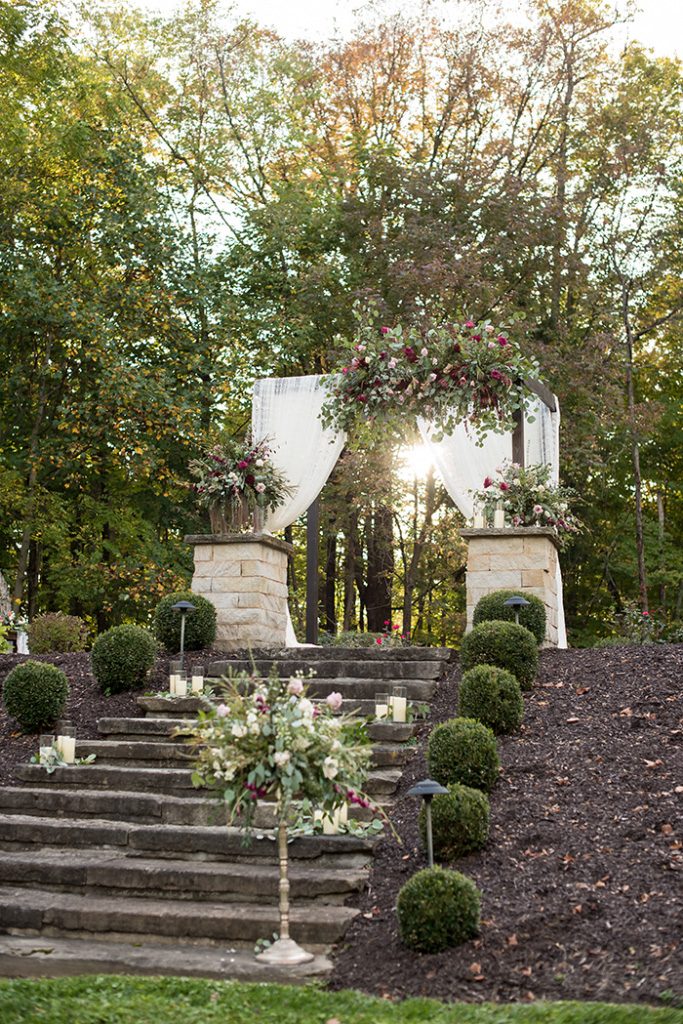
[185,533,293,651]
[460,528,560,647]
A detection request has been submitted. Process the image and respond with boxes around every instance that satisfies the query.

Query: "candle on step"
[494,503,505,528]
[175,677,188,697]
[317,805,348,834]
[473,510,485,528]
[391,686,407,723]
[375,692,390,719]
[39,735,55,763]
[57,734,76,764]
[169,674,178,695]
[191,669,204,694]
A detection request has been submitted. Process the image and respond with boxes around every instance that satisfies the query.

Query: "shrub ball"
[397,866,480,953]
[3,660,69,730]
[153,591,217,652]
[27,612,89,654]
[473,589,546,644]
[428,716,500,792]
[419,783,490,861]
[458,664,524,734]
[460,620,538,690]
[91,624,157,694]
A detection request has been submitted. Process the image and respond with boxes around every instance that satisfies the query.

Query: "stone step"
[0,851,366,904]
[75,738,412,770]
[208,658,445,680]
[16,762,398,799]
[98,716,416,745]
[206,676,437,700]
[0,934,331,982]
[0,885,357,947]
[0,815,378,867]
[210,646,451,662]
[138,696,427,720]
[0,787,387,829]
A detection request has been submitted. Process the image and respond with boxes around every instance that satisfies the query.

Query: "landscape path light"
[171,600,196,674]
[503,594,530,626]
[407,778,448,868]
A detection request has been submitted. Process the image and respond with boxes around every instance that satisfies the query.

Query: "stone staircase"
[0,647,449,980]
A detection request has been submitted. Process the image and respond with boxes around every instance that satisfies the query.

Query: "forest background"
[1,0,682,646]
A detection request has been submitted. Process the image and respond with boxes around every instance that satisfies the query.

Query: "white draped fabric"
[417,396,567,647]
[251,375,346,646]
[251,375,346,532]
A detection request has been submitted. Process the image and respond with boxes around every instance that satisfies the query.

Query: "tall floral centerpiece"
[472,461,581,546]
[189,437,292,533]
[321,315,539,442]
[187,671,373,965]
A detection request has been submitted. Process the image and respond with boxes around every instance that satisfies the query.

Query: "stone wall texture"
[461,528,560,647]
[186,534,292,651]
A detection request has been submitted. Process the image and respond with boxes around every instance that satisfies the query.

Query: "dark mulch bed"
[0,650,214,788]
[331,644,683,1008]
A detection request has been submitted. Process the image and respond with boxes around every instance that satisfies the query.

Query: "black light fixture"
[171,600,196,673]
[407,778,449,868]
[503,594,530,625]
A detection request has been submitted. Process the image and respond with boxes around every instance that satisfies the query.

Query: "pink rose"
[498,335,508,347]
[237,460,249,469]
[380,326,389,334]
[288,678,304,696]
[464,320,475,328]
[216,704,229,718]
[326,691,343,711]
[500,481,510,491]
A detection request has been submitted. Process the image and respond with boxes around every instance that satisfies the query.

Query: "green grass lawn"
[0,978,680,1024]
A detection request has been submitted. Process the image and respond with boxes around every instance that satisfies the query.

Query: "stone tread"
[207,660,446,680]
[0,851,367,900]
[98,717,417,743]
[0,935,331,981]
[0,814,378,863]
[0,885,358,946]
[137,697,429,720]
[208,646,451,661]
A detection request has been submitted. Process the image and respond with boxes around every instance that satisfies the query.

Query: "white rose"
[254,459,264,467]
[299,698,314,718]
[323,756,339,779]
[273,751,290,766]
[231,723,247,738]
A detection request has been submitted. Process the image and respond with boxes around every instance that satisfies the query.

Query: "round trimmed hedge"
[428,717,500,792]
[91,624,157,694]
[153,591,216,652]
[460,620,538,690]
[458,664,524,735]
[2,660,69,730]
[473,589,546,644]
[27,612,88,654]
[397,866,480,952]
[419,783,490,861]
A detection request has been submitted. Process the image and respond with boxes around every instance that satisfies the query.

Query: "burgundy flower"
[237,460,249,469]
[490,369,503,381]
[453,343,461,353]
[483,476,493,488]
[498,335,508,347]
[499,481,510,491]
[404,346,418,363]
[357,394,367,403]
[246,473,255,485]
[380,326,389,334]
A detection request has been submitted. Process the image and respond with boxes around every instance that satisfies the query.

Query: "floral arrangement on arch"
[189,437,292,532]
[186,671,375,830]
[320,314,539,442]
[472,461,582,546]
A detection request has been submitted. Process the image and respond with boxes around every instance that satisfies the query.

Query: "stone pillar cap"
[184,533,294,555]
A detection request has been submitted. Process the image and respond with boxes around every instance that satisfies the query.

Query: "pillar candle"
[494,507,505,528]
[191,675,204,694]
[169,674,179,695]
[175,678,188,697]
[57,735,76,764]
[391,696,407,722]
[473,512,485,528]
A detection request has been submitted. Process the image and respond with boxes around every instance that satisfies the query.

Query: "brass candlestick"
[255,816,314,966]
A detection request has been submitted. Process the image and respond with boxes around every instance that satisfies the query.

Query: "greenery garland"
[321,316,539,442]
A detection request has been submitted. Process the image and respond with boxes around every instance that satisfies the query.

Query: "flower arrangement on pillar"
[189,436,292,534]
[184,672,374,965]
[320,312,538,443]
[471,461,581,546]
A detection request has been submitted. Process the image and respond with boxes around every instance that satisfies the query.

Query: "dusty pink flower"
[287,677,304,695]
[216,704,229,718]
[326,691,343,711]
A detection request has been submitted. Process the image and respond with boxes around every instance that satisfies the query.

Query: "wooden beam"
[512,408,525,466]
[306,497,320,644]
[525,377,557,412]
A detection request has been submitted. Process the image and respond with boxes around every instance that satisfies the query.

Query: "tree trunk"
[365,504,394,631]
[622,283,648,612]
[323,532,337,634]
[343,516,358,631]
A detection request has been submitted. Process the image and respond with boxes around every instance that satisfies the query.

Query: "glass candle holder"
[493,503,505,528]
[169,660,182,695]
[391,685,408,723]
[39,735,55,762]
[191,666,205,694]
[56,721,76,764]
[375,692,390,719]
[175,675,188,698]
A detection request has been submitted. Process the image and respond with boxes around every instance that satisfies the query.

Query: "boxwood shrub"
[397,866,480,952]
[27,612,89,654]
[473,589,546,644]
[2,660,69,730]
[458,664,524,734]
[460,620,538,690]
[91,624,157,694]
[419,783,490,861]
[153,591,216,652]
[428,716,500,792]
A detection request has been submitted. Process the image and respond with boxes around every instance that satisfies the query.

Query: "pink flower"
[420,347,428,357]
[255,482,266,493]
[464,320,475,328]
[342,367,349,374]
[375,636,383,645]
[458,377,467,386]
[287,677,304,695]
[380,326,389,334]
[483,476,493,487]
[499,481,510,491]
[498,335,508,347]
[388,357,397,369]
[237,460,249,469]
[533,504,543,515]
[326,691,343,711]
[485,324,494,334]
[216,704,229,718]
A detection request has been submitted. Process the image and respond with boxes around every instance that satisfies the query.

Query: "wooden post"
[306,498,320,644]
[512,408,525,467]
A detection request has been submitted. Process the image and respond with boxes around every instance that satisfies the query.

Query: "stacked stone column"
[461,527,560,647]
[185,533,293,651]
